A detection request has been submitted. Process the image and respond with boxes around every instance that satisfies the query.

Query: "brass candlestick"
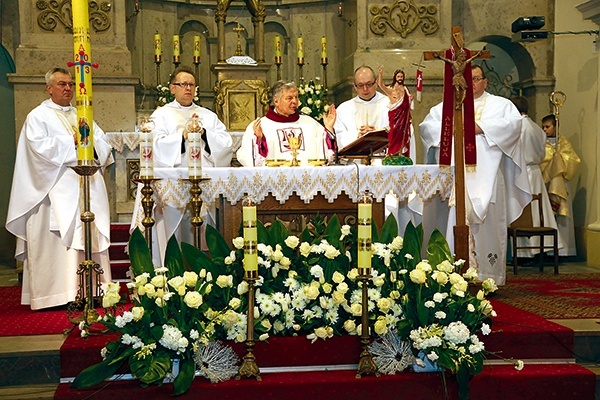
[356,273,379,378]
[321,61,328,97]
[155,56,161,88]
[237,272,261,380]
[67,164,104,331]
[135,178,160,254]
[187,177,210,250]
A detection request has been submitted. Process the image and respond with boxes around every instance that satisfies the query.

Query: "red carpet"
[498,273,600,318]
[0,286,72,336]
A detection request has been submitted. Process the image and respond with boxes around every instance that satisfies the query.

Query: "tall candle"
[154,33,162,61]
[357,192,373,275]
[186,117,203,179]
[173,35,180,63]
[243,198,258,272]
[320,36,327,63]
[138,118,154,179]
[193,35,201,62]
[72,0,95,163]
[274,35,282,63]
[297,37,304,64]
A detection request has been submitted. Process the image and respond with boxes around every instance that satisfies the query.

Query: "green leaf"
[371,217,380,244]
[130,352,172,385]
[456,365,472,400]
[323,214,341,248]
[206,224,231,258]
[173,357,196,396]
[269,220,290,246]
[426,228,454,267]
[129,228,154,276]
[181,242,215,274]
[401,222,424,262]
[379,214,399,244]
[164,235,185,278]
[71,345,134,388]
[257,220,270,246]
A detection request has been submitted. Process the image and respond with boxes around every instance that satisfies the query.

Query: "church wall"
[555,2,599,262]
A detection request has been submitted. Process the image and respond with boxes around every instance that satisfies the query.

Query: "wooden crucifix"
[423,26,489,271]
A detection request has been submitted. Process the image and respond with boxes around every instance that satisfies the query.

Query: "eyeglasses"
[472,77,486,82]
[172,82,196,89]
[354,81,376,89]
[56,82,75,88]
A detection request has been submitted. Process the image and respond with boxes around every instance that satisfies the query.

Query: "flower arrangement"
[156,83,201,107]
[298,77,329,123]
[72,215,516,399]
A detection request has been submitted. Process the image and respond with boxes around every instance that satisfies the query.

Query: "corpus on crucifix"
[422,27,489,271]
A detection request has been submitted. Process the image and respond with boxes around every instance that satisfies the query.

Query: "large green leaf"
[257,220,270,245]
[323,214,341,248]
[268,219,290,246]
[130,352,172,385]
[426,228,454,267]
[205,224,231,258]
[71,345,134,388]
[379,214,399,244]
[173,357,196,396]
[129,228,154,276]
[164,235,185,278]
[181,242,213,274]
[401,222,424,262]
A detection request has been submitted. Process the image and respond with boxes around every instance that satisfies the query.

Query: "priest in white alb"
[6,67,114,310]
[131,66,232,263]
[420,65,531,285]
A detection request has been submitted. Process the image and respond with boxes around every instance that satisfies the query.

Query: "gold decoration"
[214,80,270,131]
[369,0,438,38]
[36,0,112,32]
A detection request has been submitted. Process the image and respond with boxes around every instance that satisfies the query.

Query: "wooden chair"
[507,193,559,274]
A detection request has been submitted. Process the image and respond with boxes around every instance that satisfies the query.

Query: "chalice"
[288,135,302,167]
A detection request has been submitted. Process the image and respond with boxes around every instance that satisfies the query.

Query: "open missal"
[337,128,389,159]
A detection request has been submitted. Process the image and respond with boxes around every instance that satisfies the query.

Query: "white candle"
[138,117,154,178]
[186,117,203,179]
[243,197,258,272]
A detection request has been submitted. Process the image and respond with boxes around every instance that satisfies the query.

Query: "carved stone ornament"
[214,80,269,131]
[369,0,438,38]
[36,0,112,33]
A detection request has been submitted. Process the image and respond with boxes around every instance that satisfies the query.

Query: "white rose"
[332,271,345,284]
[184,291,203,308]
[299,242,312,257]
[216,275,234,288]
[183,271,198,287]
[131,306,145,321]
[343,319,356,334]
[284,236,300,249]
[409,269,427,284]
[232,237,245,249]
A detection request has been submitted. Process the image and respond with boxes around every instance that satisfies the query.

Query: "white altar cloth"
[136,165,453,210]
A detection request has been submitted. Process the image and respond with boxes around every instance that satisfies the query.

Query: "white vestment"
[419,92,531,285]
[333,92,390,149]
[334,92,419,234]
[517,116,562,257]
[5,99,114,309]
[236,114,330,167]
[131,101,233,264]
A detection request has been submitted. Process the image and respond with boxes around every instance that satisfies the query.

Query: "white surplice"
[333,92,390,149]
[419,92,531,285]
[516,115,563,257]
[131,101,233,264]
[5,99,114,309]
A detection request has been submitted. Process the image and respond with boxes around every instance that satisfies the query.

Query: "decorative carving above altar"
[36,0,112,32]
[369,0,438,38]
[214,79,269,131]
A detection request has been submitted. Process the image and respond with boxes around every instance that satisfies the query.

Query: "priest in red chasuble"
[420,65,531,285]
[236,80,336,167]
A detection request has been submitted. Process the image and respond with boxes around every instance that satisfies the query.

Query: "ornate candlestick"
[67,165,103,330]
[237,196,261,380]
[187,177,210,249]
[297,36,305,83]
[154,33,162,87]
[185,116,208,249]
[274,35,282,81]
[356,191,379,378]
[193,35,201,81]
[320,37,328,97]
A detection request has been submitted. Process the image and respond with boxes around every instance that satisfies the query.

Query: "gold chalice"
[288,135,302,167]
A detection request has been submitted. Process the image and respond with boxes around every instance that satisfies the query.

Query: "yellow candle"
[172,35,180,61]
[243,205,258,272]
[274,35,282,57]
[297,37,304,63]
[154,33,162,57]
[357,202,372,274]
[72,0,95,163]
[320,36,327,62]
[193,35,201,58]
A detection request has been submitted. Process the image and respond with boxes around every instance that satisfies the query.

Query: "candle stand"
[356,272,379,378]
[298,60,304,83]
[237,270,261,380]
[321,60,328,97]
[187,177,210,250]
[67,164,104,331]
[134,177,160,254]
[155,56,161,87]
[193,58,201,83]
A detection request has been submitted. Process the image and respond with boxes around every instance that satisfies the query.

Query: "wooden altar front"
[131,165,454,247]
